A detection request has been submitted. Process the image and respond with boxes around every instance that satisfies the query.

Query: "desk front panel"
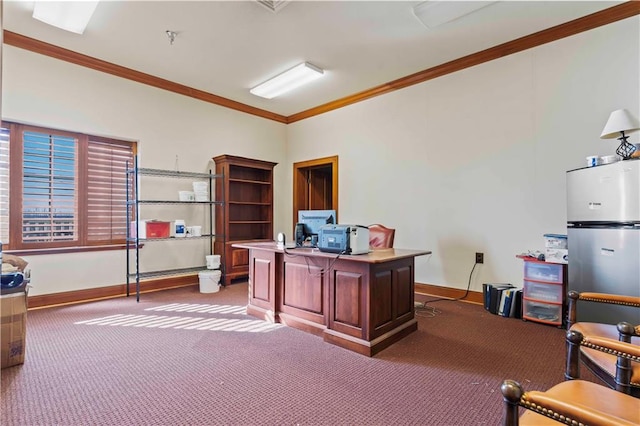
[376,259,415,329]
[246,249,277,321]
[280,255,328,327]
[331,265,366,337]
[329,257,415,341]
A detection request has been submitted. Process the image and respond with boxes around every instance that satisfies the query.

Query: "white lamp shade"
[250,62,324,99]
[33,1,99,34]
[600,109,640,139]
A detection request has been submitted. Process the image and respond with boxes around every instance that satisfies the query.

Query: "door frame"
[292,155,339,231]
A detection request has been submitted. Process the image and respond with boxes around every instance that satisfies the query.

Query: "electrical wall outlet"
[475,252,484,264]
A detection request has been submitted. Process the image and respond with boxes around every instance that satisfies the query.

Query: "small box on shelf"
[129,220,147,239]
[543,234,568,249]
[145,220,171,239]
[543,234,567,264]
[545,248,568,264]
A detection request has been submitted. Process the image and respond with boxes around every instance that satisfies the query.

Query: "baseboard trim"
[27,278,482,309]
[27,275,199,309]
[415,282,483,305]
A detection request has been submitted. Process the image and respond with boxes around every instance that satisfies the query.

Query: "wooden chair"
[566,291,640,397]
[368,224,395,248]
[501,331,640,425]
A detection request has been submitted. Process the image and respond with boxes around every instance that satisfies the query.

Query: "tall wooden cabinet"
[213,155,277,285]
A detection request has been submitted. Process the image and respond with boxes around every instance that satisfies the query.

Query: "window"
[1,122,136,252]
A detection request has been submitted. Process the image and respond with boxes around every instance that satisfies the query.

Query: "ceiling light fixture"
[256,0,291,14]
[250,62,324,99]
[32,0,99,34]
[412,1,496,29]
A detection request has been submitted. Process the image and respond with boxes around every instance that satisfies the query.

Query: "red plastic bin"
[145,221,170,238]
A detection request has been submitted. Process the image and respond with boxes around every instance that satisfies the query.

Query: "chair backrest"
[369,224,395,248]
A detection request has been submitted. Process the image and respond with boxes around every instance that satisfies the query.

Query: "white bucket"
[206,254,221,269]
[198,270,221,293]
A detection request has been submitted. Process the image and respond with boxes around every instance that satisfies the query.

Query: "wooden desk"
[233,241,431,356]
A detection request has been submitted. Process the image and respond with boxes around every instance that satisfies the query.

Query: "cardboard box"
[1,291,27,369]
[546,248,568,264]
[544,234,568,249]
[543,234,568,264]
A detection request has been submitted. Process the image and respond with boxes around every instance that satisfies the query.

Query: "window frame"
[2,121,136,254]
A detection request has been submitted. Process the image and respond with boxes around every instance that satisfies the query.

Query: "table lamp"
[600,109,640,160]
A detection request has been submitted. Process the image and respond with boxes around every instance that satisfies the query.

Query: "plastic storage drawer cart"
[518,256,567,327]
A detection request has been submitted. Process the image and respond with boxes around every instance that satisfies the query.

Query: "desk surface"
[232,241,431,264]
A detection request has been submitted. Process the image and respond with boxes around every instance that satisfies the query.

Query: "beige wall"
[2,46,287,296]
[3,16,639,296]
[286,16,640,292]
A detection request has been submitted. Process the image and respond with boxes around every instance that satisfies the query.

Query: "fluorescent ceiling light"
[256,0,291,14]
[32,1,99,34]
[250,62,324,99]
[413,1,497,29]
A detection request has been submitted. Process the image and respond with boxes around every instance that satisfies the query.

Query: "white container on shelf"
[586,156,599,167]
[198,270,221,293]
[599,154,620,165]
[191,226,202,237]
[192,181,208,192]
[178,191,195,201]
[130,220,147,239]
[192,182,208,201]
[174,220,186,238]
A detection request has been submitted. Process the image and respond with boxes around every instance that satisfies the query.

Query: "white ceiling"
[2,1,624,117]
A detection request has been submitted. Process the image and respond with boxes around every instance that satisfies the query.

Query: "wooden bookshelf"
[213,155,277,285]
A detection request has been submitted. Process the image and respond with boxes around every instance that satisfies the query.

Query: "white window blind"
[87,139,134,242]
[22,131,78,244]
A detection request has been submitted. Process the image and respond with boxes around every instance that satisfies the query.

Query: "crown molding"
[2,31,288,124]
[287,1,640,123]
[3,1,639,125]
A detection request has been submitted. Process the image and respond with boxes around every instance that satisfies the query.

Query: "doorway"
[292,156,339,231]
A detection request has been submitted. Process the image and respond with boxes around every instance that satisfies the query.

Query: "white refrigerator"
[566,159,640,325]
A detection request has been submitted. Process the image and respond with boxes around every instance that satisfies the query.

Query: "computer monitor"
[297,209,336,239]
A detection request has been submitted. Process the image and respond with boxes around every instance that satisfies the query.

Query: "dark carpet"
[1,283,597,425]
